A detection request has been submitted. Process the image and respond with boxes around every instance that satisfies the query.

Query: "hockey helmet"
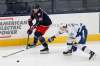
[32,4,40,9]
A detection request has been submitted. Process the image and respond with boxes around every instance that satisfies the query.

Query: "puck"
[16,60,20,63]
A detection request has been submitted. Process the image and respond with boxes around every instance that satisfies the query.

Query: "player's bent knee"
[72,46,77,52]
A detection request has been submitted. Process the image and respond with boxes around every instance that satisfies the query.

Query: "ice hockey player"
[27,4,52,54]
[48,23,96,60]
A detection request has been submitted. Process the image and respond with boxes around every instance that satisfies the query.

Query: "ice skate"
[40,48,49,54]
[89,51,96,60]
[63,50,72,56]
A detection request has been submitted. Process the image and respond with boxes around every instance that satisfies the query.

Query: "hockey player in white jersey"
[48,23,95,60]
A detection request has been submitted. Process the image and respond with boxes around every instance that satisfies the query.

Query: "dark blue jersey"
[30,9,52,26]
[76,25,88,44]
[76,25,88,37]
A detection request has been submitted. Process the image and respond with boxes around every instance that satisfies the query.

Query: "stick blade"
[1,50,25,58]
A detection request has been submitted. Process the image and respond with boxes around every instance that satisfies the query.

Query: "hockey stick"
[2,34,31,58]
[2,50,25,58]
[2,42,48,58]
[26,33,30,49]
[2,35,49,58]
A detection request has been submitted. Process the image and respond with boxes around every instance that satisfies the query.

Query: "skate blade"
[40,51,49,54]
[63,53,72,56]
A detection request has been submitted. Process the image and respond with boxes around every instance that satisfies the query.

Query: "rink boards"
[0,34,100,46]
[0,12,100,46]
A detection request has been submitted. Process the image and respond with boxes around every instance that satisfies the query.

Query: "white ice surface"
[0,42,100,66]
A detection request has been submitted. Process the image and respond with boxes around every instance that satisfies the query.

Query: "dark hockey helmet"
[32,4,40,9]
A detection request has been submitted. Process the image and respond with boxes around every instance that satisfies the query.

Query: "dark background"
[0,0,100,16]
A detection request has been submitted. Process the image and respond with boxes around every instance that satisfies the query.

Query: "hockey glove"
[72,38,79,45]
[27,25,37,35]
[48,36,56,42]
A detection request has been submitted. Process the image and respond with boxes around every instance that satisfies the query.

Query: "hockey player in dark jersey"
[27,4,52,54]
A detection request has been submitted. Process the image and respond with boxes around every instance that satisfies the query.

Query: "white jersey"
[55,23,79,38]
[54,23,80,43]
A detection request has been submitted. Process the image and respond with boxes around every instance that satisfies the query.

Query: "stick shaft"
[2,49,25,58]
